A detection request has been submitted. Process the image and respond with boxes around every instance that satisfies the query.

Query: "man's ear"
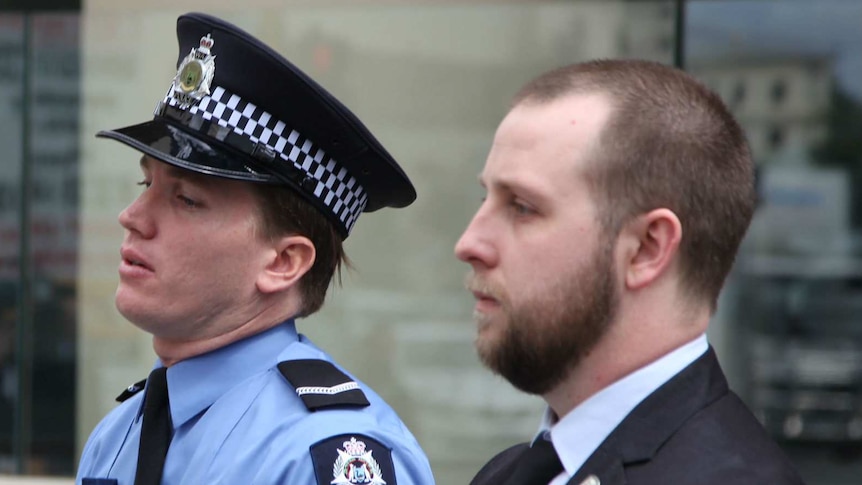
[256,235,316,294]
[618,208,682,291]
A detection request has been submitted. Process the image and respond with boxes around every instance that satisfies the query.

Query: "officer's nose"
[118,189,156,239]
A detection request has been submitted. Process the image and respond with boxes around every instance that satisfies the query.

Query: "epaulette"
[277,359,370,411]
[115,378,147,402]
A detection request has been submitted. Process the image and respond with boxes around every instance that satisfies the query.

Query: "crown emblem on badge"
[198,34,214,52]
[331,437,386,485]
[170,33,216,109]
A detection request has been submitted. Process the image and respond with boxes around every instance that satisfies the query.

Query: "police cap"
[97,12,416,238]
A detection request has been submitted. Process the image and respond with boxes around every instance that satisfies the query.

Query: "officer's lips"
[119,247,154,274]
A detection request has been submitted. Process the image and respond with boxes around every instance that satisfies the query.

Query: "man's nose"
[454,208,498,269]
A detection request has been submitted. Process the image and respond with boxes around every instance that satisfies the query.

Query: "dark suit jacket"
[471,348,806,485]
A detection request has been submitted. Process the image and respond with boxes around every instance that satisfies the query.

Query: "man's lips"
[467,282,503,311]
[471,290,498,304]
[469,289,502,320]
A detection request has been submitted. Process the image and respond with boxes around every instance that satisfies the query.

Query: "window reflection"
[771,78,787,105]
[0,13,24,475]
[688,1,862,483]
[0,12,78,475]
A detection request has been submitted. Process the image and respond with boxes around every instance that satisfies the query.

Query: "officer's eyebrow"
[139,156,201,183]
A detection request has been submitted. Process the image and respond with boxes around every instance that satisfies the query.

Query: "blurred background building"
[0,0,860,483]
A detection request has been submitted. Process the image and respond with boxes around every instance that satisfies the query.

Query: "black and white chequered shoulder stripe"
[160,86,367,233]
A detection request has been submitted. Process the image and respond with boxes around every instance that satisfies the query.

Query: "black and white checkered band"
[155,86,367,234]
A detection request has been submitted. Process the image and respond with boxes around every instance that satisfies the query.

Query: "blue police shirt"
[76,321,435,485]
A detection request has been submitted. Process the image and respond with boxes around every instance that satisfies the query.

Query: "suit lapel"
[569,347,729,484]
[469,443,529,485]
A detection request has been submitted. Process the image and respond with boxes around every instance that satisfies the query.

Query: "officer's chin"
[115,288,161,334]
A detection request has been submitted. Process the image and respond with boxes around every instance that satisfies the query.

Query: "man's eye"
[137,180,151,189]
[512,200,534,215]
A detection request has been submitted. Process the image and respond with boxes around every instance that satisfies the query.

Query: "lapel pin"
[579,475,600,485]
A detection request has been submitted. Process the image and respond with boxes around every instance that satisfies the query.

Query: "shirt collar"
[159,320,299,428]
[537,334,709,477]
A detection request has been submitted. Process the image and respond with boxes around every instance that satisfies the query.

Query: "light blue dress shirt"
[76,321,435,485]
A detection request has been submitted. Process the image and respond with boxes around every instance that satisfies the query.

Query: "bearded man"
[456,59,805,485]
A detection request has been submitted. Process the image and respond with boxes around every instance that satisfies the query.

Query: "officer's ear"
[256,235,316,294]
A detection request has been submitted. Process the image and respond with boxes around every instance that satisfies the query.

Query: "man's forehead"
[507,92,613,130]
[477,94,612,197]
[492,93,611,161]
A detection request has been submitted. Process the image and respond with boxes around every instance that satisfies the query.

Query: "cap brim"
[98,117,417,214]
[97,119,277,183]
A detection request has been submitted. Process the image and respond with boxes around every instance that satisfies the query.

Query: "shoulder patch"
[277,359,370,411]
[115,378,147,402]
[310,434,396,485]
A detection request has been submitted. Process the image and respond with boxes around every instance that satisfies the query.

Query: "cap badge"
[171,34,216,109]
[331,437,386,484]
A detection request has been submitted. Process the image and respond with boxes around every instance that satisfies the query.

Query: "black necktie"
[504,438,564,485]
[135,367,172,485]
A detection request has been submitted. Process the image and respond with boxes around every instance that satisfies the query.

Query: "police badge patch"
[310,434,396,485]
[170,33,216,109]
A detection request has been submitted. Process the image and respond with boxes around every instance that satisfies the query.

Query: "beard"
[467,242,618,396]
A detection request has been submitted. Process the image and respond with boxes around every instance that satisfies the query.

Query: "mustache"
[463,272,503,300]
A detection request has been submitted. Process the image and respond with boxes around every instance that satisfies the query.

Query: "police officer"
[77,12,434,485]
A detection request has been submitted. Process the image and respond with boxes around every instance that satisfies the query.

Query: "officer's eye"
[137,180,151,189]
[177,194,199,208]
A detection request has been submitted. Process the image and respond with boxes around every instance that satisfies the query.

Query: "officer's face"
[116,156,272,341]
[455,93,619,396]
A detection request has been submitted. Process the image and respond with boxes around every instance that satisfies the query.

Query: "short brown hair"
[251,184,348,317]
[514,59,755,309]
